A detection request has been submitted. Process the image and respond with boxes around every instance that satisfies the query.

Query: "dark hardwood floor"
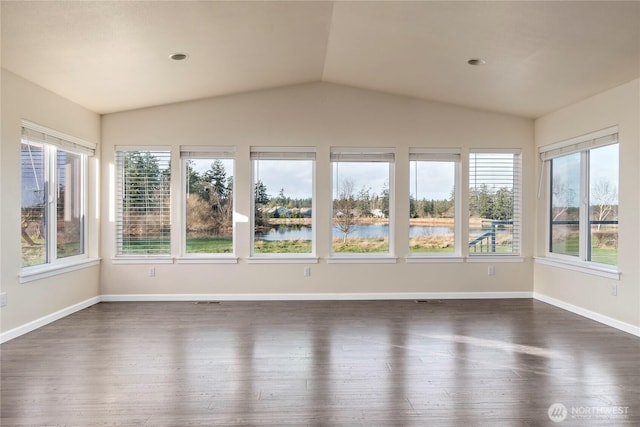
[1,299,638,426]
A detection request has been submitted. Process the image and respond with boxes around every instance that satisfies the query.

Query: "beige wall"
[101,82,535,296]
[534,79,640,328]
[0,69,101,333]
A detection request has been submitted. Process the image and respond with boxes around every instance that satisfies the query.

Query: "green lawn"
[332,238,389,253]
[21,239,82,267]
[254,239,312,253]
[186,238,233,253]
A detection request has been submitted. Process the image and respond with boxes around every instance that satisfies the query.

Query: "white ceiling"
[2,1,639,118]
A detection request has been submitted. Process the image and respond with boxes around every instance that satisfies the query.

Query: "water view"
[255,224,490,241]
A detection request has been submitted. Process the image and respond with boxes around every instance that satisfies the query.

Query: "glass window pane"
[331,161,390,254]
[185,158,234,254]
[550,153,580,257]
[253,159,313,254]
[21,142,47,267]
[56,150,84,259]
[589,144,618,265]
[409,161,455,253]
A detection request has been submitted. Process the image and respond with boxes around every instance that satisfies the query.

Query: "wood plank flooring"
[1,299,639,426]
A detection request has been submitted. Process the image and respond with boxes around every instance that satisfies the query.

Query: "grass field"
[22,233,617,265]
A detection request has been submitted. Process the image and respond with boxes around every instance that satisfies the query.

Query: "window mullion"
[46,145,56,264]
[579,151,590,261]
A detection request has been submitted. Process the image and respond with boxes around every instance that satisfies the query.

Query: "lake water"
[256,224,483,240]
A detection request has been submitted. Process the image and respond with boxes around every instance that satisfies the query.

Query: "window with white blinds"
[21,124,90,268]
[541,127,619,267]
[468,150,521,255]
[251,148,316,255]
[409,149,460,255]
[181,146,235,255]
[330,148,394,255]
[115,149,171,256]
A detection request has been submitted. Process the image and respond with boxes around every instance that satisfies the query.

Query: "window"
[331,149,394,255]
[468,150,521,255]
[542,129,618,266]
[409,150,460,255]
[181,147,234,255]
[251,148,315,255]
[21,124,93,268]
[115,148,171,256]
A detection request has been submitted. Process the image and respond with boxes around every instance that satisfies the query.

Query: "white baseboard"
[0,296,100,344]
[533,292,640,337]
[100,291,533,302]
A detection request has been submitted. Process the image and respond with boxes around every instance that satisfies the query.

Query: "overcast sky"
[192,159,452,201]
[190,146,618,204]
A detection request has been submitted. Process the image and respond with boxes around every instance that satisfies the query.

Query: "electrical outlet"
[611,283,617,296]
[149,267,156,277]
[304,267,311,277]
[0,292,6,307]
[487,265,495,276]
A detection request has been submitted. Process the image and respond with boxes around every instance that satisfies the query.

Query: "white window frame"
[249,147,318,263]
[406,148,462,262]
[113,146,172,262]
[468,148,523,259]
[539,126,619,276]
[176,146,237,264]
[19,121,96,282]
[328,147,397,263]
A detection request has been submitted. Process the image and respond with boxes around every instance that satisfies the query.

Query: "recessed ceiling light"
[467,58,486,66]
[169,53,188,61]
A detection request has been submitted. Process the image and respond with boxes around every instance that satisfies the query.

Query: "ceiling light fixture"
[169,53,188,61]
[467,58,486,66]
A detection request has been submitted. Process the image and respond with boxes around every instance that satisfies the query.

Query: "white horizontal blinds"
[180,145,235,159]
[469,151,521,254]
[250,149,316,161]
[409,149,460,162]
[115,149,171,256]
[21,124,96,156]
[331,149,395,162]
[540,128,618,161]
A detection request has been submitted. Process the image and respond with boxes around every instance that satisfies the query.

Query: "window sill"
[467,255,525,263]
[405,255,464,263]
[327,256,398,264]
[247,256,319,264]
[534,256,620,280]
[111,256,174,265]
[19,258,101,283]
[175,256,238,264]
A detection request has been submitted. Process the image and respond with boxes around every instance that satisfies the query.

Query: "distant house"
[371,209,385,218]
[299,208,312,218]
[267,206,291,218]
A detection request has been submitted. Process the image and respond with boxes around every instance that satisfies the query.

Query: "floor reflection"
[1,300,638,425]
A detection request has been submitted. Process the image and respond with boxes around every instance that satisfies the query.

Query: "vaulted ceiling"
[2,1,639,118]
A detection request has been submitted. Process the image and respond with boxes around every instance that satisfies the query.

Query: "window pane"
[550,153,580,257]
[469,153,520,254]
[185,158,234,254]
[21,142,47,267]
[56,150,84,258]
[332,161,390,253]
[253,159,313,254]
[117,151,171,255]
[409,161,455,253]
[589,144,618,265]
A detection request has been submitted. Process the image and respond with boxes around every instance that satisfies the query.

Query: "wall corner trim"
[0,296,101,344]
[533,292,640,337]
